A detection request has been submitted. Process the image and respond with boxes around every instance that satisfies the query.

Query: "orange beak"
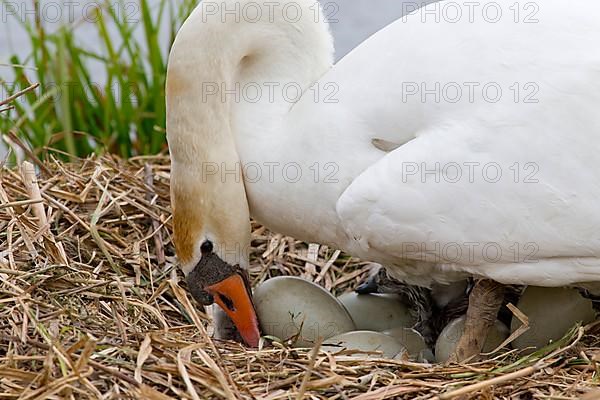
[206,273,261,347]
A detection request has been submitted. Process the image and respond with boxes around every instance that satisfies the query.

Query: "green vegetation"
[0,0,197,159]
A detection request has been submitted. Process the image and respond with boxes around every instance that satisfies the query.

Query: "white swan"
[166,0,600,354]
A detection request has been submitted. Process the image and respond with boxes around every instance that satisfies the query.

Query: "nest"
[1,154,599,399]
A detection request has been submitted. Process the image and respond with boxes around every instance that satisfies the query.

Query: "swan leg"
[449,279,505,363]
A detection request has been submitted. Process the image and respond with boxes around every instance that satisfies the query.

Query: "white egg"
[435,316,509,363]
[253,277,355,347]
[511,286,596,352]
[322,330,407,359]
[381,327,428,357]
[337,292,416,331]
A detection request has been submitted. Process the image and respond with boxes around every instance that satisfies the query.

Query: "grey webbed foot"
[355,273,381,294]
[355,265,408,294]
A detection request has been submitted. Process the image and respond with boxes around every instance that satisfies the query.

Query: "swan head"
[183,238,260,347]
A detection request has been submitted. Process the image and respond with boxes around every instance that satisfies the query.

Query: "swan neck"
[166,1,333,271]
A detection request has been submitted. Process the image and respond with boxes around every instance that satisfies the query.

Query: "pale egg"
[381,327,428,357]
[337,292,417,331]
[253,276,355,347]
[435,316,509,363]
[322,330,406,359]
[511,286,595,352]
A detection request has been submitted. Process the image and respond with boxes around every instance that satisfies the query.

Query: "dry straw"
[0,154,599,399]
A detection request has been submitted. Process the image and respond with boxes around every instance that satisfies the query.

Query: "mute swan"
[167,0,600,359]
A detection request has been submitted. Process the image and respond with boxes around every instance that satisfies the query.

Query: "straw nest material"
[1,154,600,400]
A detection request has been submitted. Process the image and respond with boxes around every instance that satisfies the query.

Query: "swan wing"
[323,0,600,285]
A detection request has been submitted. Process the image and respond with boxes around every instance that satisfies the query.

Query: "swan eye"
[201,240,213,254]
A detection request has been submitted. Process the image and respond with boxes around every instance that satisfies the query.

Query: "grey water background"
[0,0,435,157]
[0,0,433,70]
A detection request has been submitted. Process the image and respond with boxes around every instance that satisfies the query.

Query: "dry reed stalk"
[0,83,39,107]
[20,161,69,266]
